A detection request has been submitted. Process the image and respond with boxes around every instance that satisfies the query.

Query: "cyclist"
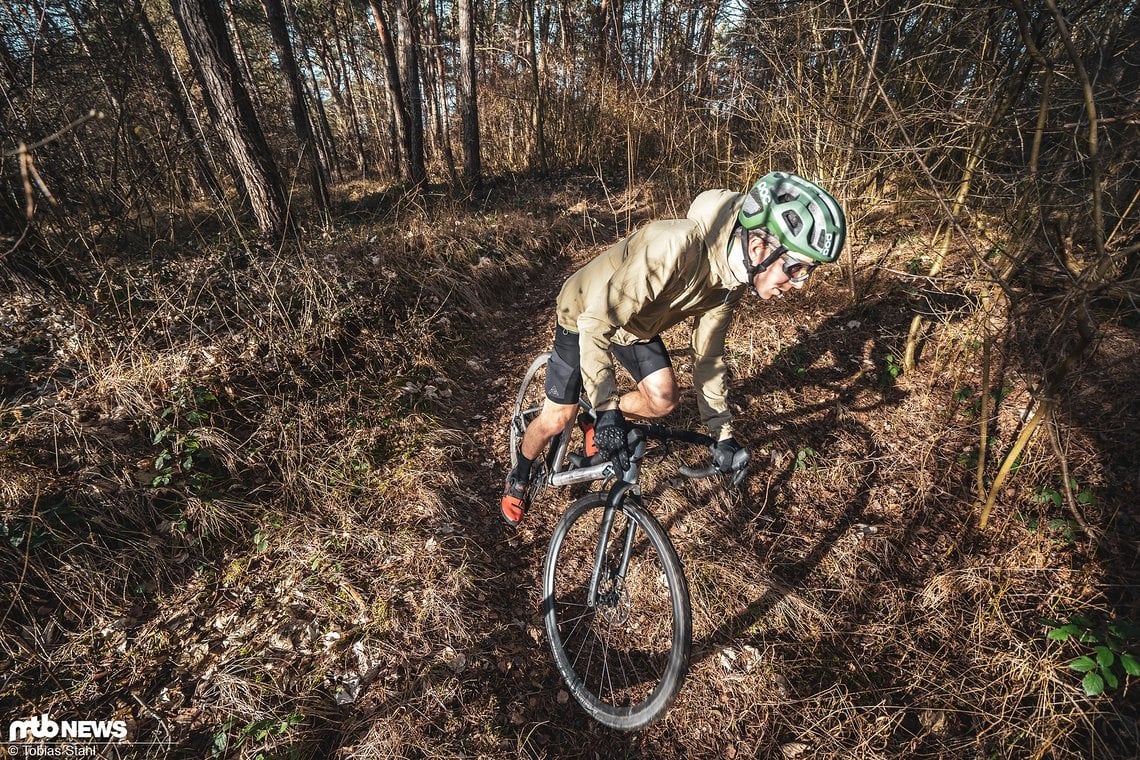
[501,172,846,526]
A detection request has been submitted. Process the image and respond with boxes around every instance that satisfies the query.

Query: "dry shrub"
[0,184,577,757]
[2,177,1136,759]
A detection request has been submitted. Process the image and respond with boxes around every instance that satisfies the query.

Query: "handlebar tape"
[678,464,719,479]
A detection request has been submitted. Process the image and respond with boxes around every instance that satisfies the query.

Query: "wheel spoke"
[545,495,691,728]
[601,627,614,703]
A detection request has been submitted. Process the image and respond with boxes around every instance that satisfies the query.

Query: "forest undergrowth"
[1,176,1138,759]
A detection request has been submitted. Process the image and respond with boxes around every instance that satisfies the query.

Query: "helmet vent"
[782,210,803,235]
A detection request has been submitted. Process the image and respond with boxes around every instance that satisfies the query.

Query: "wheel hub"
[596,578,631,625]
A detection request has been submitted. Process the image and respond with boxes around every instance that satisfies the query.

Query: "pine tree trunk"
[368,0,413,182]
[133,0,223,200]
[523,0,547,173]
[261,0,329,212]
[172,0,290,237]
[291,6,341,181]
[458,0,481,187]
[221,0,263,112]
[396,0,426,186]
[329,2,368,178]
[422,0,458,186]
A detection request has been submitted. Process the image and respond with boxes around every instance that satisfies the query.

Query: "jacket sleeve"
[575,224,689,411]
[691,291,742,440]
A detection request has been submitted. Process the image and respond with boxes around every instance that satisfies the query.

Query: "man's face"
[748,234,811,300]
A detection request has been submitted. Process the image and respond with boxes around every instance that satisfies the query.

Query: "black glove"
[593,409,631,471]
[713,437,752,484]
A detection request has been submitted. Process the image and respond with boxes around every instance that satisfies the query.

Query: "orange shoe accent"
[584,424,598,457]
[500,477,531,527]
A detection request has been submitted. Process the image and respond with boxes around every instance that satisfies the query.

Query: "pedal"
[567,453,588,469]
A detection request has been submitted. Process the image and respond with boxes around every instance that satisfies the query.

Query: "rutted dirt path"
[421,191,823,754]
[423,196,921,755]
[435,242,646,754]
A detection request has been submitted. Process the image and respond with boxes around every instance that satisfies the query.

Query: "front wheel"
[543,493,691,730]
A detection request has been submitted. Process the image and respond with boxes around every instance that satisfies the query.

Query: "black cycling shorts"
[544,324,673,405]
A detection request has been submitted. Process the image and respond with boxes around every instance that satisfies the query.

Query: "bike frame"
[513,356,721,616]
[519,351,739,729]
[543,423,659,610]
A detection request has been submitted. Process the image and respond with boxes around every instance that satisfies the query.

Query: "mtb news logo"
[7,714,128,742]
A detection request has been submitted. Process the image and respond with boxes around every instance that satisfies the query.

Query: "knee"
[643,386,678,417]
[538,402,578,433]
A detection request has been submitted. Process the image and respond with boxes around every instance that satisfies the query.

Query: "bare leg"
[519,398,578,462]
[517,367,678,465]
[618,367,679,419]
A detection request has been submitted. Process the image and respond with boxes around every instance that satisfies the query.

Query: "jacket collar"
[686,190,747,290]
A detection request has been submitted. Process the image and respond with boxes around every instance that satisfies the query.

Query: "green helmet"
[738,172,846,263]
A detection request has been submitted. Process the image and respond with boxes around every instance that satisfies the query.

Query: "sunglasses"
[780,253,817,284]
[747,232,820,290]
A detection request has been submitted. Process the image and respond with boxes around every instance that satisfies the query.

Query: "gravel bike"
[510,352,748,730]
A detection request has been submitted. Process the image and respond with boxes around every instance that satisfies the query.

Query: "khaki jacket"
[556,190,747,440]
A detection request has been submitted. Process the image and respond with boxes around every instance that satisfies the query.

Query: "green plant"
[1017,513,1078,544]
[1032,483,1062,509]
[252,514,283,553]
[161,383,217,424]
[777,347,808,379]
[153,429,211,485]
[2,516,50,550]
[211,713,305,759]
[952,385,1011,419]
[1032,478,1096,510]
[1044,616,1140,696]
[1045,518,1078,543]
[883,353,901,384]
[1,499,81,549]
[794,447,817,472]
[151,382,218,490]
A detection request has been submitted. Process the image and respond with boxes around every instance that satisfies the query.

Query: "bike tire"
[510,353,555,471]
[543,493,691,730]
[509,353,590,481]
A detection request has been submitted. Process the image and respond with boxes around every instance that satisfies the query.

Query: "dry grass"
[1,177,1137,759]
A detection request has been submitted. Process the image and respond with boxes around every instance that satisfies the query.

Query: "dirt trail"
[427,204,777,754]
[3,181,1135,758]
[433,251,644,752]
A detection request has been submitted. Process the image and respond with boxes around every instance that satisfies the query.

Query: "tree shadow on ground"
[998,298,1140,752]
[2,175,676,755]
[658,293,918,663]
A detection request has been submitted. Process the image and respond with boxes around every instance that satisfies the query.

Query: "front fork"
[586,481,638,608]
